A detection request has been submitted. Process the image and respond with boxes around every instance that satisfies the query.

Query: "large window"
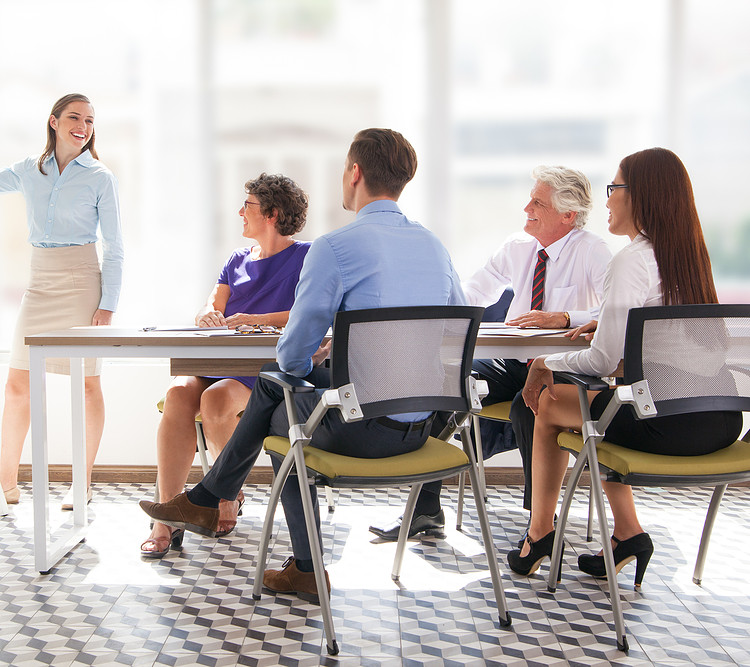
[2,0,750,351]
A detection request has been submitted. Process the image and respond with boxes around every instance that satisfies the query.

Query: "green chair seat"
[478,401,512,421]
[558,432,750,484]
[264,435,470,485]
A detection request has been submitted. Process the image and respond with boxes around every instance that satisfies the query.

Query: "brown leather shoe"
[263,557,331,604]
[139,492,219,538]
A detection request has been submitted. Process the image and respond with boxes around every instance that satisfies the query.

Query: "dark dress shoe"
[369,509,445,541]
[578,532,654,589]
[263,556,330,604]
[139,492,219,537]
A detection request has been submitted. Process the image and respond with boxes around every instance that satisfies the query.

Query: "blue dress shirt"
[277,199,465,382]
[0,151,124,311]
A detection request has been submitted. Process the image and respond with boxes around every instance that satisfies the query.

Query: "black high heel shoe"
[507,530,564,580]
[578,532,653,589]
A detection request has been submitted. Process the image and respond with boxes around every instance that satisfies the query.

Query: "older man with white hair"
[370,165,612,541]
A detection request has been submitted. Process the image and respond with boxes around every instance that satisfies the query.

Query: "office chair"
[251,305,512,655]
[545,304,750,652]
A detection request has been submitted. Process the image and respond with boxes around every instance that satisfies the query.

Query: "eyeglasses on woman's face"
[606,184,628,198]
[243,200,261,209]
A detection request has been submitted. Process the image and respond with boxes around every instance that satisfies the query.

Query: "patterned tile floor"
[1,482,749,666]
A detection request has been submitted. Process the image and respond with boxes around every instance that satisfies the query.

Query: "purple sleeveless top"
[207,241,310,388]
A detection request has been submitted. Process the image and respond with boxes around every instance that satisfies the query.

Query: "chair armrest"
[259,371,316,393]
[553,371,610,391]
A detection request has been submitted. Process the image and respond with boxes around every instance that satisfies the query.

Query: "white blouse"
[544,234,662,376]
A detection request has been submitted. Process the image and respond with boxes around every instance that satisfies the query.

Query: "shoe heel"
[633,549,652,589]
[171,529,185,549]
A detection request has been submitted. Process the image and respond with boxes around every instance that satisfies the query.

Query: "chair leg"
[462,428,511,627]
[548,447,588,590]
[588,444,629,652]
[456,472,466,530]
[693,484,726,585]
[324,486,335,513]
[291,444,338,655]
[586,477,594,542]
[196,422,210,475]
[252,449,295,600]
[392,483,422,582]
[473,415,488,503]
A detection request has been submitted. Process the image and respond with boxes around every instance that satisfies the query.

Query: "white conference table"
[26,326,587,573]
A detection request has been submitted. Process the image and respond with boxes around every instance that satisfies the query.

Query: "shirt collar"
[537,228,579,262]
[45,149,96,170]
[356,199,402,219]
[72,150,96,168]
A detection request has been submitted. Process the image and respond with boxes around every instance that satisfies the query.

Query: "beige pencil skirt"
[10,244,103,376]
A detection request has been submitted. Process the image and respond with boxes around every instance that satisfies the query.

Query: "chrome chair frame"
[249,305,512,655]
[545,304,750,652]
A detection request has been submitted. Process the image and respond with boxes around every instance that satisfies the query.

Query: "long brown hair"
[619,147,717,305]
[37,93,98,175]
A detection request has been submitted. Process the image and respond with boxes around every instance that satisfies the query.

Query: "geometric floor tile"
[1,482,749,665]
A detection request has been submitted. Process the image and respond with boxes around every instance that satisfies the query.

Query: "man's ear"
[563,210,577,227]
[349,162,362,186]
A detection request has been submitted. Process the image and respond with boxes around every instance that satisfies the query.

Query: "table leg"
[30,347,51,573]
[71,358,88,528]
[31,351,88,573]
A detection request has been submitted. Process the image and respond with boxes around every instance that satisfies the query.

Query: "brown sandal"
[140,527,185,559]
[216,489,245,537]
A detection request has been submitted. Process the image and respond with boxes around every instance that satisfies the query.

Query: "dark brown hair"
[347,128,417,198]
[245,173,308,236]
[619,147,717,305]
[38,94,98,175]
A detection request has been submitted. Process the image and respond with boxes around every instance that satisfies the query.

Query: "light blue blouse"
[0,150,124,311]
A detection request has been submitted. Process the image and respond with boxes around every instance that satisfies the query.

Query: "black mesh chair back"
[623,304,750,415]
[330,305,484,419]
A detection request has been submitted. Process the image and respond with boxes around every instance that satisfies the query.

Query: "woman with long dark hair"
[0,93,124,508]
[507,148,742,585]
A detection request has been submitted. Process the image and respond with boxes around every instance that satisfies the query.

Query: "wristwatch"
[563,312,571,328]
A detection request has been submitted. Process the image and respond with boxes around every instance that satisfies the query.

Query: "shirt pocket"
[546,285,576,311]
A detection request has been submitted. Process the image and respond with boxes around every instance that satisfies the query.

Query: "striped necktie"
[530,248,549,311]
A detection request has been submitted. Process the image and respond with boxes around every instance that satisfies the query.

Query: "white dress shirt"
[462,228,611,328]
[544,234,662,376]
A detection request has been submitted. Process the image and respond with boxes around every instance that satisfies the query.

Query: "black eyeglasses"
[243,200,261,209]
[606,184,628,197]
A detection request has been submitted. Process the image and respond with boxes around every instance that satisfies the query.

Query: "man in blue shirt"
[141,128,464,601]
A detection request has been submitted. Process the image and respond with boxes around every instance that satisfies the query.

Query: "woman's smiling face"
[50,101,94,154]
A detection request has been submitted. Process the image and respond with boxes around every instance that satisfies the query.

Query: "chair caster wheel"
[252,594,260,600]
[499,613,512,628]
[617,636,629,652]
[326,639,339,655]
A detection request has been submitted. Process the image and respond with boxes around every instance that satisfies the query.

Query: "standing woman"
[0,93,124,508]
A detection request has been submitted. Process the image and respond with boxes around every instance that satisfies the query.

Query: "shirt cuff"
[568,310,592,328]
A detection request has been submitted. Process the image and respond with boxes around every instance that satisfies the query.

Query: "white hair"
[532,165,592,229]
